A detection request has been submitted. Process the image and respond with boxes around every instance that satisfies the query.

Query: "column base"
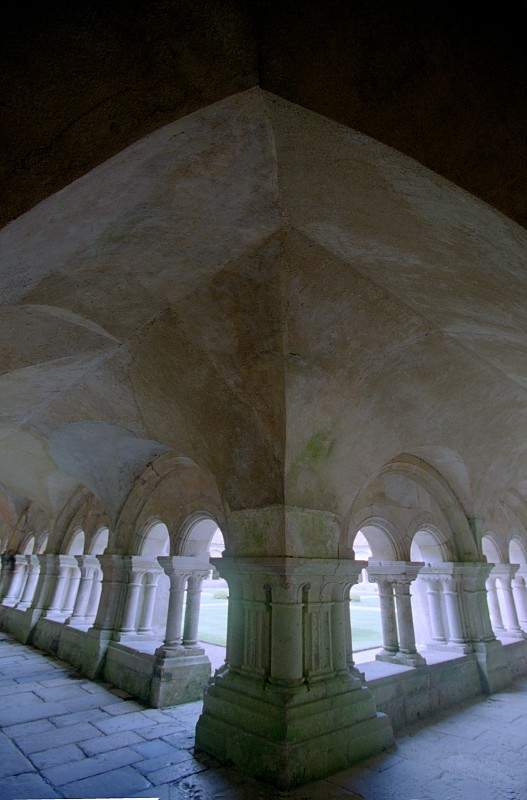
[1,606,41,644]
[501,629,527,640]
[31,617,65,655]
[376,650,426,667]
[57,624,93,670]
[81,628,115,678]
[195,669,393,789]
[473,639,512,693]
[151,650,211,707]
[425,641,473,656]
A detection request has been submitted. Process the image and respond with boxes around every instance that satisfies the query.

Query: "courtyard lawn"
[198,588,383,652]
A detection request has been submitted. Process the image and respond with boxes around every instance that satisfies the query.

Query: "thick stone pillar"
[150,557,211,706]
[0,554,13,600]
[452,562,511,692]
[494,565,526,639]
[2,555,29,607]
[83,555,131,677]
[17,556,41,610]
[367,561,425,667]
[182,573,207,646]
[196,556,393,788]
[376,580,399,658]
[512,570,527,630]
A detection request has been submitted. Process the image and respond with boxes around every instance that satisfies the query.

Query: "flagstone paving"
[1,631,527,799]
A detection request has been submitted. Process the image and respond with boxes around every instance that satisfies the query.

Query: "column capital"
[158,555,210,579]
[491,563,519,581]
[420,561,492,589]
[39,553,78,575]
[74,554,101,570]
[10,554,31,568]
[211,556,365,601]
[367,560,423,584]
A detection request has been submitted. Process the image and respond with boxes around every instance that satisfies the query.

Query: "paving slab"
[14,721,103,754]
[93,710,154,735]
[60,765,151,799]
[0,733,36,778]
[0,773,62,799]
[30,742,87,769]
[80,729,145,756]
[42,745,142,786]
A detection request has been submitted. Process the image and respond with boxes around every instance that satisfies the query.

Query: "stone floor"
[1,632,527,800]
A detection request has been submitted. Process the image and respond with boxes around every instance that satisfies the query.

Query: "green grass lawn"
[198,589,383,651]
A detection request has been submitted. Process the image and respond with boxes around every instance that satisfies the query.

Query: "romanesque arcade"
[2,452,527,787]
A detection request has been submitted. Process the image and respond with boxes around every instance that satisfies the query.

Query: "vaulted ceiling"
[1,3,527,542]
[2,1,527,229]
[2,88,527,530]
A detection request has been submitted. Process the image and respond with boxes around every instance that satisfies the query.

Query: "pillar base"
[425,641,473,656]
[151,650,211,707]
[31,617,64,655]
[1,606,40,644]
[81,628,114,678]
[473,639,512,693]
[500,629,527,641]
[57,624,93,670]
[196,669,393,789]
[376,650,426,667]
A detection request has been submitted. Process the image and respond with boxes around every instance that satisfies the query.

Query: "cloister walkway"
[0,632,526,800]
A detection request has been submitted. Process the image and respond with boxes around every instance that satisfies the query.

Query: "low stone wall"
[365,645,527,731]
[104,642,156,704]
[504,639,527,679]
[366,655,481,730]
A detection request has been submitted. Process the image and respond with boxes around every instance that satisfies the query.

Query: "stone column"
[17,555,41,609]
[2,555,29,607]
[68,556,100,625]
[425,578,448,643]
[86,567,103,623]
[149,556,212,707]
[137,569,162,636]
[394,581,426,666]
[495,565,525,638]
[118,570,144,635]
[44,555,78,620]
[196,556,393,788]
[376,580,399,658]
[0,555,12,600]
[367,561,425,666]
[182,572,207,646]
[61,565,81,617]
[512,571,527,629]
[158,571,188,653]
[442,575,470,648]
[486,576,506,633]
